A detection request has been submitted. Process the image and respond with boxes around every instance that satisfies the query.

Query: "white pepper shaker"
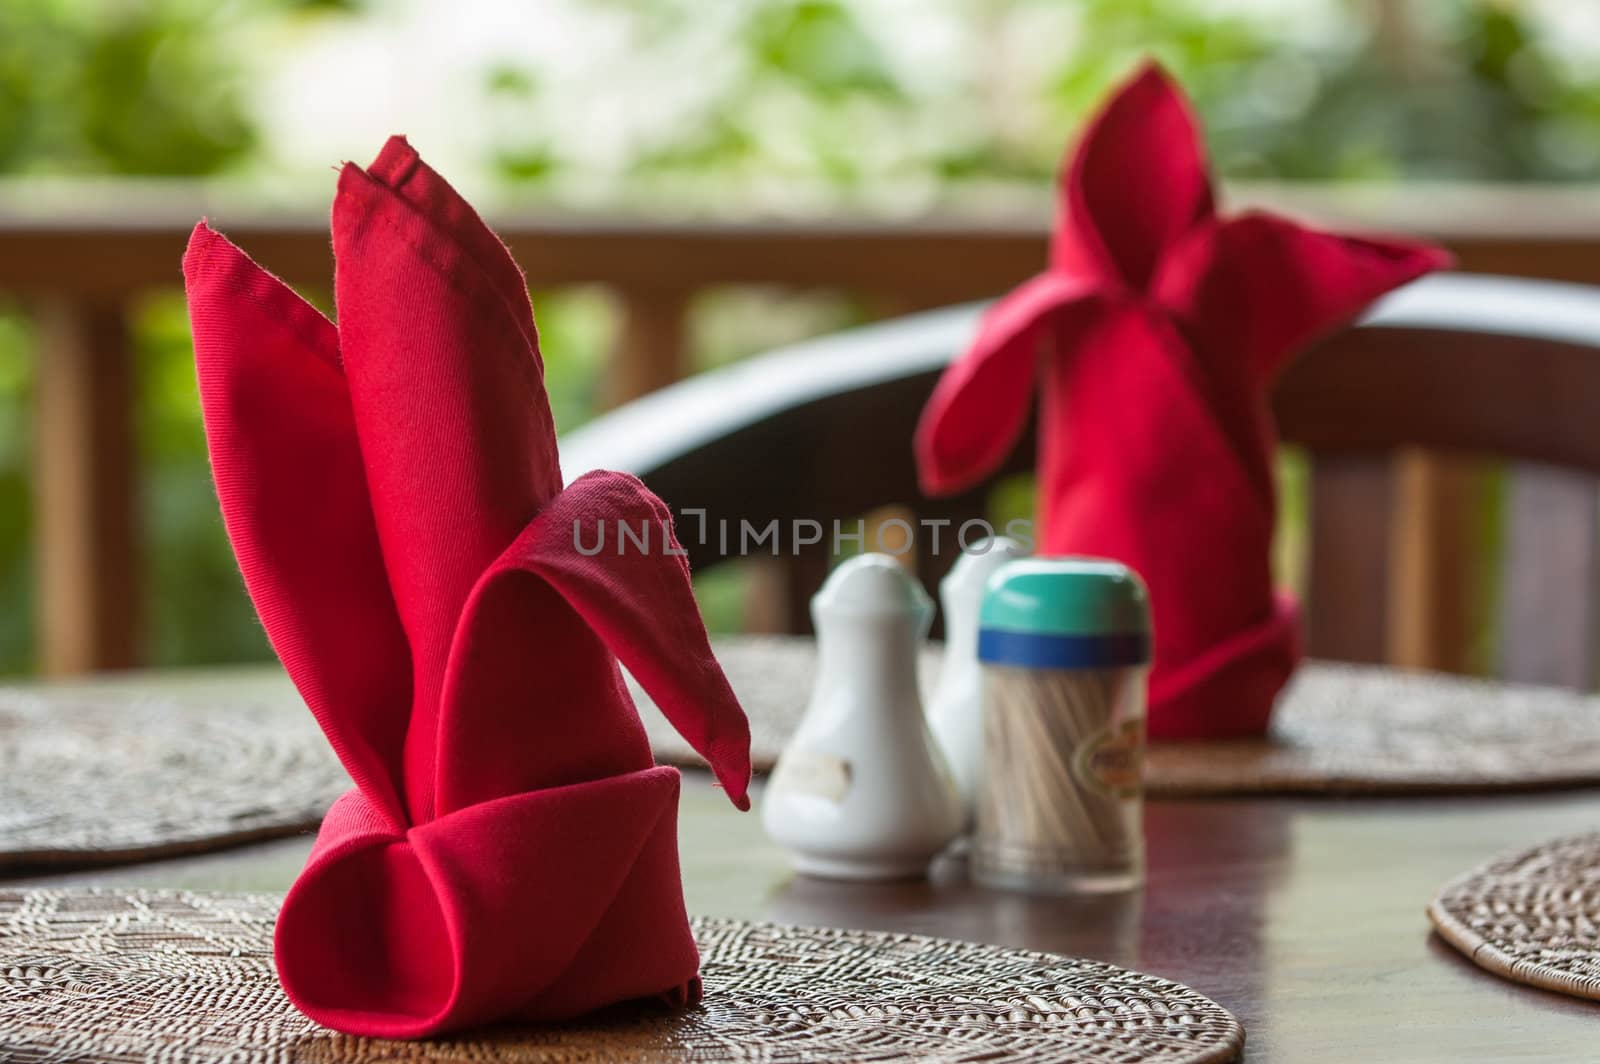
[928,535,1027,816]
[762,553,963,880]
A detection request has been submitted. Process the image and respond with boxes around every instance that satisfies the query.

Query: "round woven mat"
[0,671,346,870]
[1429,832,1600,1002]
[633,636,1600,796]
[0,889,1244,1064]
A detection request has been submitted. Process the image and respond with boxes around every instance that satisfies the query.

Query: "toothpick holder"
[973,558,1150,894]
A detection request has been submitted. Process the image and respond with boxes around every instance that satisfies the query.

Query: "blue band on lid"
[978,628,1150,669]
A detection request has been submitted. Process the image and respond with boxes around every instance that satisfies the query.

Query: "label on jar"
[772,749,853,803]
[1073,718,1144,799]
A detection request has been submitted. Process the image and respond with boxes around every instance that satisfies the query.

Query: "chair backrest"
[562,274,1600,688]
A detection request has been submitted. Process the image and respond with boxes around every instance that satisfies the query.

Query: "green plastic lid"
[979,557,1150,637]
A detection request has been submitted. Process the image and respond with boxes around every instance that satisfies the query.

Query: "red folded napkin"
[184,136,751,1039]
[915,63,1449,740]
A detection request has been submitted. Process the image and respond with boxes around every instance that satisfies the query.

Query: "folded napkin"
[915,63,1449,740]
[184,136,751,1038]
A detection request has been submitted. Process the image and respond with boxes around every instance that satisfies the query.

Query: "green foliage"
[0,1,255,176]
[987,473,1037,539]
[746,0,903,101]
[484,0,1600,190]
[1040,0,1600,181]
[484,64,560,183]
[489,0,931,190]
[3,0,1598,671]
[0,307,35,671]
[531,288,614,434]
[1225,4,1600,181]
[133,293,271,666]
[693,564,752,635]
[0,1,268,670]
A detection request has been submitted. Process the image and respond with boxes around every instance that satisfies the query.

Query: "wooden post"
[1499,464,1600,688]
[779,551,832,636]
[1306,454,1393,664]
[741,559,792,635]
[33,297,139,674]
[604,286,690,408]
[1387,450,1480,673]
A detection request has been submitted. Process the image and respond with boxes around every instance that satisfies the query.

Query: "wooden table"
[15,772,1600,1062]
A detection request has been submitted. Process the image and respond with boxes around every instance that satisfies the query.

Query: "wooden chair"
[561,274,1600,688]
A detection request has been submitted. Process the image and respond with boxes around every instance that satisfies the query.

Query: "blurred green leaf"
[486,64,539,98]
[493,145,560,183]
[0,304,34,673]
[746,0,902,100]
[132,293,270,666]
[0,1,256,176]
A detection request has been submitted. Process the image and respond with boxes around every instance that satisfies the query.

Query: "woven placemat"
[0,888,1244,1064]
[1429,832,1600,1002]
[12,636,1600,876]
[633,636,1600,795]
[0,672,346,870]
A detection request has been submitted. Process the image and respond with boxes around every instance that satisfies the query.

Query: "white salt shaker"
[928,535,1027,817]
[762,553,963,880]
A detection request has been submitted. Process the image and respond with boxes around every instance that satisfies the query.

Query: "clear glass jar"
[972,558,1150,894]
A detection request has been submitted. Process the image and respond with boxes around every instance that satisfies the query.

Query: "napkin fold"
[185,136,751,1038]
[915,63,1449,739]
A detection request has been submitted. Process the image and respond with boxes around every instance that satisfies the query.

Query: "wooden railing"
[3,180,1600,674]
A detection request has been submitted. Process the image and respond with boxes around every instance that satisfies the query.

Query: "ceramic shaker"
[927,535,1027,816]
[762,553,964,879]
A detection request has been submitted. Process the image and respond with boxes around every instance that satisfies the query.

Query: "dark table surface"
[15,772,1600,1062]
